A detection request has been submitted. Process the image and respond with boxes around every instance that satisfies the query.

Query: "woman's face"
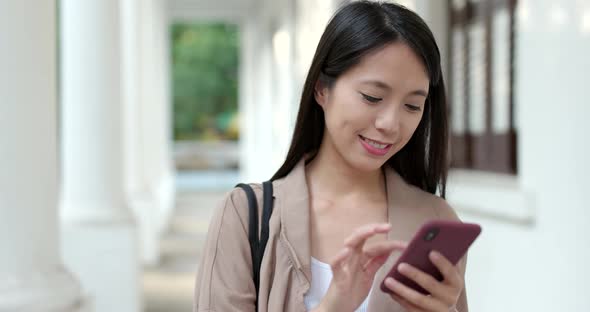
[315,41,429,172]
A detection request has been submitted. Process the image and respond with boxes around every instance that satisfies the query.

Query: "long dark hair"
[271,1,449,198]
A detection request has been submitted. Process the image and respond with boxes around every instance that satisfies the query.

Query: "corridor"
[143,190,225,312]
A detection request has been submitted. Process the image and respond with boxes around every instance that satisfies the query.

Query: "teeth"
[362,137,388,149]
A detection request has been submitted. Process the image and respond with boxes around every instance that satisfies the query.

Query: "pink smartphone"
[380,220,481,295]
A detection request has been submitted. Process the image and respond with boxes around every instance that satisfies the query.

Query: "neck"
[305,139,385,199]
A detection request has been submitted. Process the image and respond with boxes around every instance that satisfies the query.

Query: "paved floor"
[142,190,227,312]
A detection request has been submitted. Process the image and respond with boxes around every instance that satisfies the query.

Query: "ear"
[314,79,329,108]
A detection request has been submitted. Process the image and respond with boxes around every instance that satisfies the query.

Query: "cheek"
[407,115,423,135]
[398,115,424,146]
[325,97,369,131]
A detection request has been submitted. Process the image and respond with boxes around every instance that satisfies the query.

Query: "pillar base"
[0,269,91,312]
[61,222,141,312]
[129,173,175,267]
[155,172,176,236]
[129,194,161,266]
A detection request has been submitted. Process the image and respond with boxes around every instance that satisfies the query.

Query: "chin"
[346,155,387,173]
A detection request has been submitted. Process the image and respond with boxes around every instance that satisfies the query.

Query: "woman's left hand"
[382,251,463,312]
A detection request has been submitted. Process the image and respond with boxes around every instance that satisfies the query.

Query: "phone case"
[380,220,481,295]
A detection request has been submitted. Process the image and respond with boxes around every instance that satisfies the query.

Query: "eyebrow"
[360,79,428,98]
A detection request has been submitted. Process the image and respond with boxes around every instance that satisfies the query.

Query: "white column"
[241,18,278,182]
[270,0,297,170]
[294,0,334,82]
[146,0,176,240]
[124,0,176,265]
[60,1,141,311]
[60,1,130,224]
[240,17,273,182]
[413,0,449,82]
[240,0,296,182]
[0,1,89,311]
[239,19,256,182]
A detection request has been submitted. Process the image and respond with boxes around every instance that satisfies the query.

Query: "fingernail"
[387,278,401,289]
[386,277,395,286]
[430,251,441,260]
[398,263,408,273]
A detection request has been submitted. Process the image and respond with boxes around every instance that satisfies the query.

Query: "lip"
[359,135,392,156]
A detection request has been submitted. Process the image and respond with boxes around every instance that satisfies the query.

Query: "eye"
[360,92,382,103]
[405,104,422,112]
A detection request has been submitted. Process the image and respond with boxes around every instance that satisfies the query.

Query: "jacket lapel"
[273,159,312,284]
[367,166,408,311]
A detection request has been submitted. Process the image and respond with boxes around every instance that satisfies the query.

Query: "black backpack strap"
[235,183,261,299]
[259,181,274,265]
[235,181,274,310]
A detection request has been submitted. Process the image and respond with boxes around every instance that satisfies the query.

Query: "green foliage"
[171,23,239,141]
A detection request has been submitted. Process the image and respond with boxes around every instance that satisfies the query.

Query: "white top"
[304,257,371,312]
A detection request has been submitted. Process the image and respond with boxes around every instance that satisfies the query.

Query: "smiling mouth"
[359,135,392,149]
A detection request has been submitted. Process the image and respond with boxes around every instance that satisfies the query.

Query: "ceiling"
[166,0,259,21]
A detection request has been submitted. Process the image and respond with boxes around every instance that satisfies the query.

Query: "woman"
[194,1,469,311]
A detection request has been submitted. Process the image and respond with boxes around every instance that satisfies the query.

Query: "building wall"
[449,0,590,310]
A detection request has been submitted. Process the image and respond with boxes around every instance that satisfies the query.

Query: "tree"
[171,23,239,141]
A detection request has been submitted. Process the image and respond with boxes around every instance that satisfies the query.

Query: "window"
[447,0,518,174]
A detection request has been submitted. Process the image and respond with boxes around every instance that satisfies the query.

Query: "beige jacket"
[194,159,468,311]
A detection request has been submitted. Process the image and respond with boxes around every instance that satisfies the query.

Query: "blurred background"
[1,0,589,311]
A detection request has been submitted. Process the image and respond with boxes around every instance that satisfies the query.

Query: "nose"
[374,104,401,136]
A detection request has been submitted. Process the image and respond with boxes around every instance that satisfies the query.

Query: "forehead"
[340,41,430,91]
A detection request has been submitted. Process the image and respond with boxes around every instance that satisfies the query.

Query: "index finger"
[362,240,407,258]
[343,223,391,249]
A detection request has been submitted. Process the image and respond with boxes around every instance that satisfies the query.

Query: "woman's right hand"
[312,223,407,312]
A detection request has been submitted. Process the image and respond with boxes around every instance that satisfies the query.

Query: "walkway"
[142,189,227,312]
